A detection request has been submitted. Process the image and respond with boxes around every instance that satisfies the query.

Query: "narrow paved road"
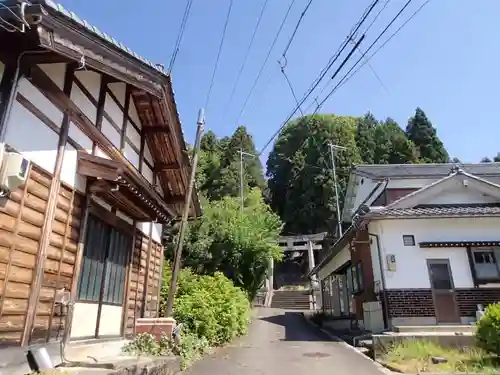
[184,308,386,375]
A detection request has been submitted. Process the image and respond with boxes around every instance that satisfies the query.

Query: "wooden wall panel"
[31,182,83,344]
[0,166,48,346]
[124,231,163,337]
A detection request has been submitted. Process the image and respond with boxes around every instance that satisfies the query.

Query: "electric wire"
[204,0,234,111]
[281,0,314,61]
[334,0,431,94]
[281,67,304,115]
[307,0,391,111]
[168,0,194,74]
[234,0,297,126]
[257,0,381,155]
[314,0,418,113]
[223,0,270,125]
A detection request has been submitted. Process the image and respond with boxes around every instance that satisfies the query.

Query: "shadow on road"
[259,312,341,343]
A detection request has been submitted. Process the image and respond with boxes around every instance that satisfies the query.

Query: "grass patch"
[381,339,500,374]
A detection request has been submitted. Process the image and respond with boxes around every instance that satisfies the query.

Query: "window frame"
[467,246,500,285]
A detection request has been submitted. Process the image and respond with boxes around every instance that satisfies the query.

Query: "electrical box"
[0,151,30,196]
[386,254,397,272]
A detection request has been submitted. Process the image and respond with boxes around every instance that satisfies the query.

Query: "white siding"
[373,217,500,290]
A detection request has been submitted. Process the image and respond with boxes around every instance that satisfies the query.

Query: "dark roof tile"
[371,204,500,218]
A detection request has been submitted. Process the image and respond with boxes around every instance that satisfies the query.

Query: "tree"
[197,126,265,201]
[450,157,461,163]
[167,189,283,299]
[406,107,449,163]
[355,112,378,164]
[266,114,361,234]
[373,118,419,164]
[481,157,492,163]
[480,153,500,163]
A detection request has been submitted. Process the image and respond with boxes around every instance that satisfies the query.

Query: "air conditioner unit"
[0,148,30,197]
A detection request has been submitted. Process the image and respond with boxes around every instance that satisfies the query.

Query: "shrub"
[476,302,500,355]
[160,264,251,347]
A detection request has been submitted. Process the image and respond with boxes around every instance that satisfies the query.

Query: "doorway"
[71,214,131,339]
[427,259,460,324]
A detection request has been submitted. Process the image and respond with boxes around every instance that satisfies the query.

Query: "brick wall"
[351,229,377,319]
[455,288,500,317]
[383,289,435,317]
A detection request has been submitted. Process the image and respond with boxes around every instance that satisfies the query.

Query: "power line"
[335,0,431,94]
[223,0,270,125]
[204,0,234,111]
[281,67,304,115]
[314,0,417,112]
[257,0,381,155]
[168,0,194,74]
[281,0,314,61]
[307,0,390,111]
[234,0,297,126]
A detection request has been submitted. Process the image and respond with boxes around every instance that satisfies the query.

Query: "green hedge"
[160,264,251,347]
[477,302,500,355]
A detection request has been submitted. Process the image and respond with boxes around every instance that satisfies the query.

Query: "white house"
[311,163,500,331]
[0,0,200,370]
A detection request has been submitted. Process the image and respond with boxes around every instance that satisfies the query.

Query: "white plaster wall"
[70,302,98,338]
[39,63,66,90]
[124,143,140,169]
[318,245,350,281]
[142,164,154,184]
[375,217,500,290]
[98,305,123,336]
[61,144,87,192]
[69,122,93,152]
[368,221,383,287]
[144,142,154,166]
[71,83,97,123]
[386,178,439,189]
[5,83,59,173]
[74,70,101,100]
[101,118,121,150]
[105,92,123,131]
[126,123,141,150]
[108,82,126,106]
[138,221,163,243]
[426,180,497,205]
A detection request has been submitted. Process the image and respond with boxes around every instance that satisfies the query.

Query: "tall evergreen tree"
[196,126,264,201]
[373,118,419,164]
[355,112,378,164]
[406,107,449,163]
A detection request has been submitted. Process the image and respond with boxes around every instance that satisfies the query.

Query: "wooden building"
[0,0,200,364]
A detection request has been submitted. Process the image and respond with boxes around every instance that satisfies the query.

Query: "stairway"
[270,290,310,310]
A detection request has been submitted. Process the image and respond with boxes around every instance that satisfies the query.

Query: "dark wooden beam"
[120,84,132,153]
[142,127,170,135]
[92,74,109,155]
[27,64,176,218]
[0,53,20,140]
[22,62,77,346]
[154,162,180,173]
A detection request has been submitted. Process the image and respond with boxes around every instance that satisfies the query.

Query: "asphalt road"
[184,308,387,375]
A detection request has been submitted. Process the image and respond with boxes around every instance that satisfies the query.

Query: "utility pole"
[238,149,255,212]
[165,109,204,318]
[328,142,346,237]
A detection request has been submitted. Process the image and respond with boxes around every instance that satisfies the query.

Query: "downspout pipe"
[367,231,390,330]
[0,50,50,142]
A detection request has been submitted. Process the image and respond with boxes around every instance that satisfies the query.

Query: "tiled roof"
[354,163,500,179]
[33,0,164,74]
[371,204,500,218]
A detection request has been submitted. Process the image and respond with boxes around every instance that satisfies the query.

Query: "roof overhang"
[309,225,357,277]
[0,0,201,218]
[78,152,173,222]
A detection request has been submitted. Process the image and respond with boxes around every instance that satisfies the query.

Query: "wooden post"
[22,63,76,345]
[121,220,136,336]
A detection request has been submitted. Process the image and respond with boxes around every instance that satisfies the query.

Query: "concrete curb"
[299,313,394,375]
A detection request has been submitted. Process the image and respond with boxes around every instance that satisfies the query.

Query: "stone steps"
[270,290,310,310]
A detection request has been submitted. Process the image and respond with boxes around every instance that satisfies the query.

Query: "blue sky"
[61,0,500,165]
